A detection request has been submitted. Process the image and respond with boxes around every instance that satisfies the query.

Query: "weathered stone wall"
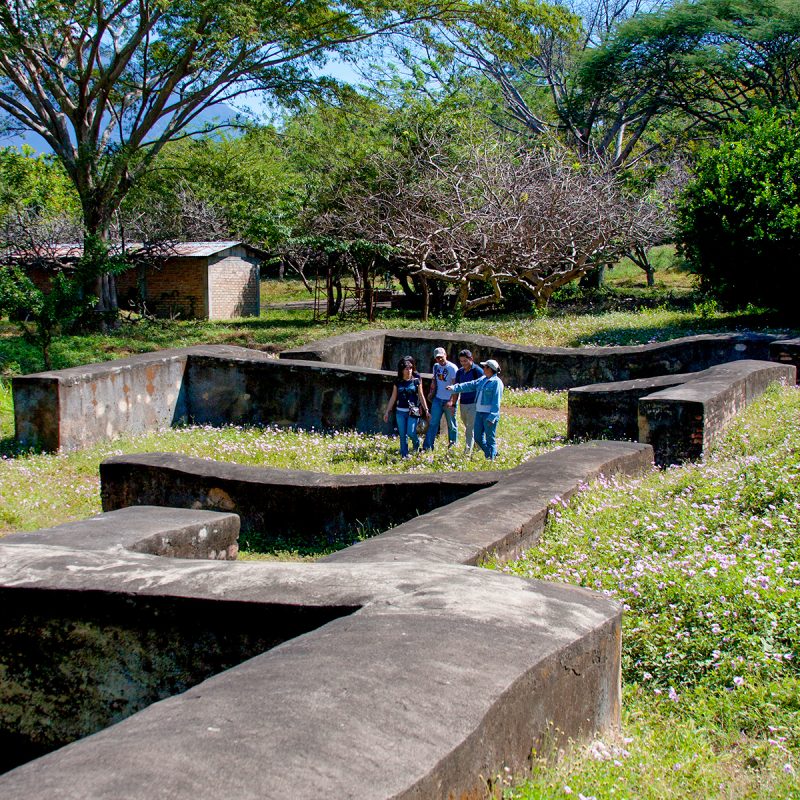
[13,348,193,452]
[206,248,260,319]
[100,453,497,547]
[568,360,797,465]
[186,354,395,433]
[12,346,399,452]
[280,330,386,370]
[0,588,350,774]
[0,442,641,796]
[283,330,782,389]
[14,330,794,453]
[770,338,800,383]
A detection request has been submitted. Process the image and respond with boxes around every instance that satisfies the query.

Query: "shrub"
[676,110,800,313]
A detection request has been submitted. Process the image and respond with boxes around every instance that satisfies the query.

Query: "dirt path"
[504,406,568,423]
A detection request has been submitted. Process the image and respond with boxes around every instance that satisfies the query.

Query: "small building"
[115,241,264,320]
[11,241,265,320]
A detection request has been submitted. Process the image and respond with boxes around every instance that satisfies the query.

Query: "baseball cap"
[480,359,501,373]
[433,347,447,358]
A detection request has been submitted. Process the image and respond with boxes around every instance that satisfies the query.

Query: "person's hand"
[425,409,431,418]
[383,411,389,423]
[445,385,454,391]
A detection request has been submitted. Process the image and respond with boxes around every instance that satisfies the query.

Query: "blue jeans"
[395,410,420,457]
[474,411,498,459]
[423,397,457,450]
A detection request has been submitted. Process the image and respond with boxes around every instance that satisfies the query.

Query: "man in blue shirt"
[454,349,483,453]
[448,359,504,460]
[423,346,458,450]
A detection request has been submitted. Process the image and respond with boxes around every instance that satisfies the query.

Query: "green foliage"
[676,110,800,312]
[125,128,303,247]
[0,146,78,219]
[0,235,131,369]
[582,0,800,131]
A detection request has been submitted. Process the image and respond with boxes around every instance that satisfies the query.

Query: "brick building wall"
[207,247,260,319]
[116,258,208,319]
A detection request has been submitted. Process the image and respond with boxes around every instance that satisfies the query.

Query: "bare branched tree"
[317,136,640,316]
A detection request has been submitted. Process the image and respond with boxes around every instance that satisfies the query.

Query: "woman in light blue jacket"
[448,359,504,459]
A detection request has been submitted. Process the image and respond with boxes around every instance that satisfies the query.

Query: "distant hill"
[0,103,246,154]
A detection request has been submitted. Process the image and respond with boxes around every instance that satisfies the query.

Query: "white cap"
[433,347,447,358]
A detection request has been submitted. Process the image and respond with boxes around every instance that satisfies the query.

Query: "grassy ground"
[261,277,313,305]
[1,291,792,379]
[0,378,566,555]
[490,384,800,799]
[605,245,694,291]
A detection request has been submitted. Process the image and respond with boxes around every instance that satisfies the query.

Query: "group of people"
[383,346,504,460]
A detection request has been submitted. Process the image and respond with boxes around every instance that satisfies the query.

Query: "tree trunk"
[580,264,606,289]
[363,259,375,322]
[82,208,119,330]
[631,246,655,287]
[420,275,430,321]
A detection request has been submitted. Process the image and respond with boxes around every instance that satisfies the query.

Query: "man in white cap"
[423,346,458,450]
[447,358,504,459]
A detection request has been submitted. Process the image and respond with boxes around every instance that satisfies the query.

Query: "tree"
[0,0,453,319]
[319,134,638,316]
[675,110,800,314]
[390,0,677,168]
[581,0,800,138]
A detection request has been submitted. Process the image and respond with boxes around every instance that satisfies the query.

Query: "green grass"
[606,245,696,291]
[490,384,800,799]
[2,300,791,378]
[261,277,313,305]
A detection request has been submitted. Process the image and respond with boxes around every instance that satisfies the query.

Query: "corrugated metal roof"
[8,241,266,261]
[156,241,244,257]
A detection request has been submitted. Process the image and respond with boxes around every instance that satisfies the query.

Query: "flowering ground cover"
[491,383,800,799]
[0,380,565,553]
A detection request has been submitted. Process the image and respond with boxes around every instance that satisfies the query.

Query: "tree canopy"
[0,0,456,315]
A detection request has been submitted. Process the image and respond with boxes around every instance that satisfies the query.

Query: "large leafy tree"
[580,0,800,142]
[676,110,800,315]
[0,0,452,317]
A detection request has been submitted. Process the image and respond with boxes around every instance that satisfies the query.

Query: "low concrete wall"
[99,442,652,564]
[323,441,654,566]
[284,329,783,389]
[770,338,800,383]
[13,346,397,451]
[14,331,792,452]
[186,353,395,434]
[12,345,267,452]
[100,453,497,547]
[568,373,694,442]
[13,348,192,452]
[0,522,622,798]
[568,360,797,465]
[1,506,241,561]
[279,330,387,369]
[639,361,795,465]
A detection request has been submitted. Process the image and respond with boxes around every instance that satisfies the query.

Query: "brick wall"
[207,247,260,319]
[116,259,207,319]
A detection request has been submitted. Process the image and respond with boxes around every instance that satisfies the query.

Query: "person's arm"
[383,386,398,423]
[447,376,483,394]
[445,366,457,407]
[417,380,430,417]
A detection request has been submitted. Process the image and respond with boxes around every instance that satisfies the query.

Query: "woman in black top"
[383,357,430,457]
